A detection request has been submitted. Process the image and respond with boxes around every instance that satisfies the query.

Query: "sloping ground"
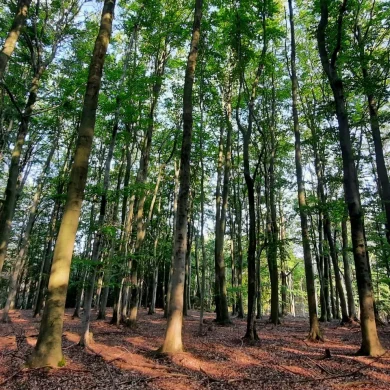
[0,308,389,389]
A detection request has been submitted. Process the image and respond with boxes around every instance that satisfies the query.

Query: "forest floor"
[0,309,389,390]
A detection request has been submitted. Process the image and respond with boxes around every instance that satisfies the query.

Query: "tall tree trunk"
[289,0,322,340]
[317,0,384,356]
[268,73,279,325]
[28,0,116,367]
[280,207,288,317]
[214,94,233,324]
[328,256,337,319]
[164,161,180,318]
[159,0,202,354]
[232,169,244,318]
[199,79,207,333]
[0,0,32,80]
[214,127,224,321]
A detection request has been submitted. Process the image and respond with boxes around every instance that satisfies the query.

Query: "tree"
[0,0,32,81]
[27,0,116,367]
[288,0,322,341]
[317,0,384,356]
[159,0,203,354]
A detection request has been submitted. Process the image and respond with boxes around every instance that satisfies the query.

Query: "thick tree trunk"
[0,0,32,80]
[289,0,322,340]
[317,0,384,356]
[27,0,116,367]
[160,0,202,354]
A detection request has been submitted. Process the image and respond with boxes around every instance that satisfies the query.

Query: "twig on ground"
[305,356,332,375]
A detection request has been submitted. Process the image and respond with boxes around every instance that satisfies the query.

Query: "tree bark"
[27,0,116,367]
[289,0,322,340]
[317,0,384,356]
[0,0,32,80]
[159,0,202,354]
[214,126,224,321]
[342,216,356,319]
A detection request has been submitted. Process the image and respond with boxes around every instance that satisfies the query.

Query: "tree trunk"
[184,220,192,317]
[280,208,288,317]
[199,83,207,333]
[159,0,202,354]
[323,205,349,322]
[149,264,158,315]
[317,0,384,356]
[289,0,322,340]
[214,127,224,321]
[0,0,32,80]
[28,0,116,367]
[164,161,180,319]
[214,95,233,325]
[80,116,118,346]
[328,256,337,319]
[232,171,244,318]
[342,216,356,319]
[323,253,331,321]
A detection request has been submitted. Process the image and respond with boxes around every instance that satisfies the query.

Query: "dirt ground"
[0,308,389,389]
